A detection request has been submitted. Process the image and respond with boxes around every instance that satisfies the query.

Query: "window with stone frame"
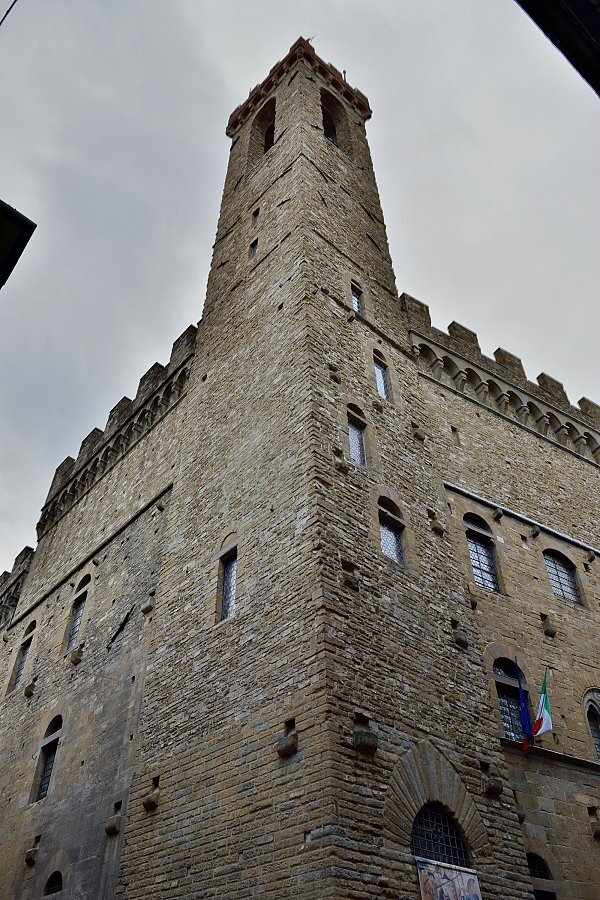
[347,404,367,465]
[33,716,63,803]
[586,696,600,760]
[9,620,36,693]
[493,658,528,742]
[220,549,238,621]
[65,574,90,652]
[410,802,470,867]
[373,350,390,400]
[378,497,404,564]
[464,513,499,592]
[543,549,581,604]
[351,281,363,315]
[527,853,556,900]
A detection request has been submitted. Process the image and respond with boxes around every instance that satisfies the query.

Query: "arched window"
[9,621,36,693]
[347,404,367,466]
[219,549,238,621]
[378,497,403,564]
[411,802,470,867]
[493,658,527,742]
[527,853,556,900]
[44,871,63,894]
[320,89,352,157]
[464,514,499,592]
[34,716,63,802]
[543,550,581,604]
[586,698,600,760]
[373,350,390,400]
[66,575,90,652]
[248,98,276,166]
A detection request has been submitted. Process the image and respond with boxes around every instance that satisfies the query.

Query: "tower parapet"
[37,324,197,538]
[0,546,34,629]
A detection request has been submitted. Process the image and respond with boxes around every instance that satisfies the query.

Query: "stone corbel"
[430,357,443,381]
[496,393,510,415]
[454,370,468,392]
[475,381,489,403]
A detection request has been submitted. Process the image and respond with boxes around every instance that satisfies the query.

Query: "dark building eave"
[516,0,600,97]
[0,198,36,289]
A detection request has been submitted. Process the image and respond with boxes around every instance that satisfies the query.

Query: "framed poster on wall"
[416,857,482,900]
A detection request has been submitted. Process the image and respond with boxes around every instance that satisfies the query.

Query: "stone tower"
[1,38,599,900]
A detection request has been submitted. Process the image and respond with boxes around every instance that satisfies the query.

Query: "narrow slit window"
[374,355,389,400]
[13,636,32,690]
[249,239,258,259]
[66,596,86,651]
[252,208,260,226]
[37,740,58,801]
[378,498,403,564]
[347,406,367,466]
[351,282,363,314]
[587,704,600,759]
[221,551,237,620]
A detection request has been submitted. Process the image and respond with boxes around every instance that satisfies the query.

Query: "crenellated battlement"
[37,324,198,539]
[0,545,34,630]
[402,293,600,462]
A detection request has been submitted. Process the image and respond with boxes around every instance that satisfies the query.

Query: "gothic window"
[9,621,36,693]
[493,658,527,742]
[543,550,581,604]
[373,350,390,400]
[220,550,237,621]
[378,497,403,564]
[410,802,470,867]
[44,871,63,895]
[66,574,90,652]
[347,404,367,465]
[320,89,352,157]
[527,853,556,900]
[464,514,499,592]
[351,281,363,314]
[586,697,600,759]
[34,716,63,802]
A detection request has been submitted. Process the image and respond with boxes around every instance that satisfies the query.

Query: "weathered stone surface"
[0,35,598,900]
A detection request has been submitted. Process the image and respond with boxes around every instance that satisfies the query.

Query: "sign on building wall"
[416,858,482,900]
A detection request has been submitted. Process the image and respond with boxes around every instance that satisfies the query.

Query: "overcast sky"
[0,0,598,573]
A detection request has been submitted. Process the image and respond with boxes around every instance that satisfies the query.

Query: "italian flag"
[532,670,552,737]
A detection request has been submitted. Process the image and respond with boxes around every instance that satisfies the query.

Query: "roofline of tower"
[226,37,372,137]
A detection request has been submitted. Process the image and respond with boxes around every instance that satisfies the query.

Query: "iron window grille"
[37,741,58,801]
[543,550,581,604]
[527,853,552,880]
[411,802,470,868]
[221,552,237,620]
[493,658,528,742]
[466,532,499,592]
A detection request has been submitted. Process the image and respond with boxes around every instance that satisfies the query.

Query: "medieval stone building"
[1,37,599,900]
